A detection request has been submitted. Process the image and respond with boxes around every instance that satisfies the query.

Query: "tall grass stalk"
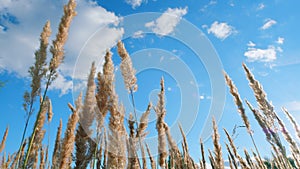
[22,0,76,168]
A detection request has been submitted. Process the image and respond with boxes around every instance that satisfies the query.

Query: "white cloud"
[207,21,236,40]
[145,7,187,36]
[261,19,277,30]
[0,0,124,95]
[132,30,144,38]
[257,3,265,10]
[276,37,284,44]
[200,0,217,12]
[244,45,277,62]
[277,46,283,53]
[125,0,143,9]
[247,41,256,47]
[49,73,73,96]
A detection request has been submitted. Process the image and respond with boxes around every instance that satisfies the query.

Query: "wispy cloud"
[0,0,124,95]
[244,45,277,62]
[261,19,277,30]
[207,21,236,40]
[125,0,143,9]
[132,30,144,38]
[200,0,217,12]
[49,73,73,96]
[276,37,284,44]
[247,41,256,47]
[257,3,265,10]
[145,7,187,36]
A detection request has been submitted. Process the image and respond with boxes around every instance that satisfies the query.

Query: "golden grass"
[1,0,300,168]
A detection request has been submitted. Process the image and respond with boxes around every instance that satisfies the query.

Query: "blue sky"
[1,0,300,165]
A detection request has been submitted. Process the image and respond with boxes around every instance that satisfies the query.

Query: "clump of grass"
[1,2,300,169]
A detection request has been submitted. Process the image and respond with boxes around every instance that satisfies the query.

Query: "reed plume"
[17,20,51,168]
[23,1,77,167]
[103,52,126,168]
[39,147,45,169]
[164,123,183,168]
[117,40,143,168]
[224,71,265,167]
[117,40,137,92]
[212,118,224,169]
[52,119,62,169]
[200,139,206,169]
[127,113,139,168]
[154,77,167,168]
[59,103,79,169]
[96,51,114,129]
[25,20,51,110]
[49,0,76,74]
[225,143,238,169]
[223,71,251,133]
[224,128,250,169]
[282,107,300,141]
[75,62,96,169]
[27,97,49,168]
[275,114,300,168]
[136,103,151,139]
[0,126,9,153]
[242,63,276,129]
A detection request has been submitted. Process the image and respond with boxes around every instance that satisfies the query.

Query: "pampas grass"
[59,102,79,169]
[154,77,168,168]
[51,119,62,169]
[1,2,300,169]
[0,127,9,153]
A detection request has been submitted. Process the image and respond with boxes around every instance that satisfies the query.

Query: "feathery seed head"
[117,40,138,92]
[224,71,251,133]
[49,0,76,73]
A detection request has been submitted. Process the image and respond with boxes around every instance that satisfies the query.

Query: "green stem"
[22,73,52,168]
[15,106,32,169]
